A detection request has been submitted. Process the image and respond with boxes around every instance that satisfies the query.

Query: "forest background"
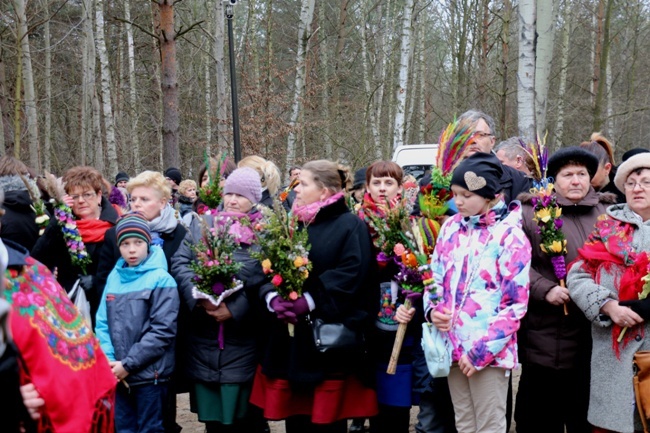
[0,0,639,181]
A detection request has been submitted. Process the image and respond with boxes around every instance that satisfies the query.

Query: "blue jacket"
[96,246,179,386]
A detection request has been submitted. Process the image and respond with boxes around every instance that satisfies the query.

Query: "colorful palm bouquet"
[419,118,476,219]
[520,136,569,315]
[198,152,227,210]
[252,201,312,336]
[618,253,650,343]
[190,216,244,307]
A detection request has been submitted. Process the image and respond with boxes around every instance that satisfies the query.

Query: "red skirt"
[250,366,378,424]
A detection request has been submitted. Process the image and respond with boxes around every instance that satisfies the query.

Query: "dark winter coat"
[0,176,41,252]
[599,170,626,204]
[31,196,118,314]
[176,195,194,218]
[517,188,616,369]
[259,189,274,208]
[259,197,376,385]
[171,212,266,384]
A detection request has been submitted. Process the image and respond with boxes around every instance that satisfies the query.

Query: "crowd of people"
[1,108,650,433]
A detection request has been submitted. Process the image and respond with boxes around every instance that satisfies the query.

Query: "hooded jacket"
[0,176,40,251]
[518,188,616,369]
[96,246,179,386]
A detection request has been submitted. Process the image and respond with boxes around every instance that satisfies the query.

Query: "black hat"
[115,171,129,186]
[164,167,182,185]
[547,146,599,180]
[352,167,367,190]
[622,148,650,163]
[451,152,504,199]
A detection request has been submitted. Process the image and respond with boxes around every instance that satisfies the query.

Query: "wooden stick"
[387,298,412,375]
[561,279,568,316]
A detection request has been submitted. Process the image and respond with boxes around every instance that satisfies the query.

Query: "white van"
[392,144,438,182]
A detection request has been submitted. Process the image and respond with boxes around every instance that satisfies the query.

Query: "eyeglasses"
[624,180,650,190]
[474,132,494,139]
[70,191,96,202]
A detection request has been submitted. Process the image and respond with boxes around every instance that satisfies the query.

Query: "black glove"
[619,298,650,320]
[78,275,94,293]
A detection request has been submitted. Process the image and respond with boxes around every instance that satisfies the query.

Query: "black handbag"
[309,317,361,353]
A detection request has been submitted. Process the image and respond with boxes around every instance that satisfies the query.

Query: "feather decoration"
[435,117,477,177]
[42,170,66,203]
[518,133,549,181]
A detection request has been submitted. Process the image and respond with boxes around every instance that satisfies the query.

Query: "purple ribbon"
[551,255,567,280]
[218,322,225,350]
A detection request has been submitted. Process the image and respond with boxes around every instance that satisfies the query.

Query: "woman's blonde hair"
[178,179,197,196]
[302,160,351,193]
[238,155,281,195]
[0,156,30,177]
[126,171,172,200]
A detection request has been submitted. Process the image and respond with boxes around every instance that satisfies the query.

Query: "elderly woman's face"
[129,186,167,221]
[624,169,650,219]
[68,186,101,220]
[554,165,591,203]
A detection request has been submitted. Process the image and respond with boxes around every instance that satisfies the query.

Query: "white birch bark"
[42,0,51,170]
[286,0,316,167]
[392,0,414,150]
[13,0,40,170]
[606,56,614,137]
[554,1,571,148]
[417,23,426,145]
[375,0,391,156]
[95,0,118,177]
[319,3,332,158]
[406,23,419,145]
[360,0,381,157]
[534,0,557,136]
[517,0,536,141]
[204,6,212,153]
[124,0,140,171]
[214,0,228,153]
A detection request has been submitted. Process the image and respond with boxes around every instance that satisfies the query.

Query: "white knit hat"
[614,152,650,192]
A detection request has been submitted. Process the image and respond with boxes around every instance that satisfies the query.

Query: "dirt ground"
[177,371,520,433]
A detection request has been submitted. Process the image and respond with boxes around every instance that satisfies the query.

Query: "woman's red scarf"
[5,257,116,432]
[574,215,648,357]
[76,218,114,244]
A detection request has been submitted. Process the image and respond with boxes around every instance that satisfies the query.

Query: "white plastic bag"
[421,322,451,378]
[68,279,92,327]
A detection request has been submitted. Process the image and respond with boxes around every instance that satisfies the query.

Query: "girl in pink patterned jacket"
[424,152,531,433]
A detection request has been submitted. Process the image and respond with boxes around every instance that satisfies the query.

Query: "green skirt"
[189,382,252,425]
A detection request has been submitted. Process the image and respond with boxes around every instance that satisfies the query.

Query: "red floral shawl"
[5,257,115,432]
[574,214,648,356]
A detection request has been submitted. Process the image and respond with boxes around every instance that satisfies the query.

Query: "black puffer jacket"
[517,188,617,369]
[258,197,376,384]
[0,176,41,251]
[171,211,266,384]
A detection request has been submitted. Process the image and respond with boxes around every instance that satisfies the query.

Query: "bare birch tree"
[534,0,557,136]
[517,0,536,141]
[392,0,414,149]
[42,0,51,170]
[286,0,316,168]
[124,0,141,171]
[214,0,228,153]
[554,0,571,148]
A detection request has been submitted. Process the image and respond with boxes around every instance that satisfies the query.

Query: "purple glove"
[281,296,311,324]
[270,296,292,321]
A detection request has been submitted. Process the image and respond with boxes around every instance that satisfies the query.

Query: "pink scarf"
[292,191,345,223]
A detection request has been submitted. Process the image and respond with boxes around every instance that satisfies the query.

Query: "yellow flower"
[262,259,272,274]
[555,207,562,217]
[540,244,547,253]
[536,208,552,223]
[293,257,305,268]
[302,270,309,279]
[549,240,564,254]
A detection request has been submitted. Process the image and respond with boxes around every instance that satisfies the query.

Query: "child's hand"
[431,307,452,331]
[205,303,233,322]
[395,304,416,324]
[20,383,44,420]
[110,361,129,381]
[458,354,477,377]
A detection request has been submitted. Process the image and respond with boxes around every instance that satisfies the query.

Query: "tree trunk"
[360,0,381,157]
[332,0,350,155]
[286,0,316,168]
[203,5,212,154]
[214,0,228,153]
[392,0,414,150]
[592,0,604,104]
[319,2,332,158]
[554,0,571,149]
[0,35,12,153]
[157,0,180,169]
[517,0,536,141]
[124,0,140,172]
[499,0,512,138]
[417,22,426,145]
[42,0,51,170]
[96,0,118,176]
[593,0,613,131]
[534,0,557,136]
[478,0,490,107]
[14,0,40,170]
